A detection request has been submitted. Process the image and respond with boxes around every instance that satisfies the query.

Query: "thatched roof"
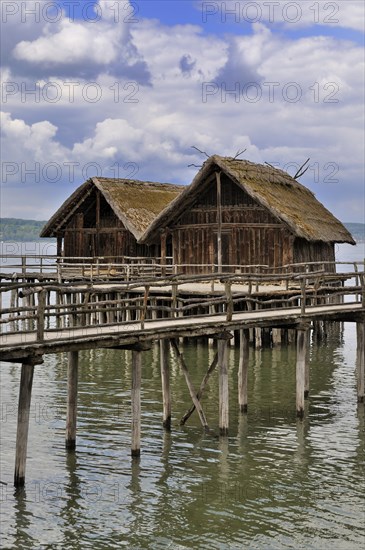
[140,155,355,245]
[40,177,185,240]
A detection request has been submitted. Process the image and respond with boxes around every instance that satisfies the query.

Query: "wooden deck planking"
[1,302,363,360]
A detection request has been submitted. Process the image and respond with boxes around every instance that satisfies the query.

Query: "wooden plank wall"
[293,240,336,271]
[63,188,155,260]
[171,175,294,273]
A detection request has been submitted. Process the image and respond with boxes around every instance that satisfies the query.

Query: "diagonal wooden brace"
[171,339,209,431]
[180,351,218,425]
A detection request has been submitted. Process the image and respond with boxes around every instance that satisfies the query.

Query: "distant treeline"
[0,218,53,242]
[0,218,364,242]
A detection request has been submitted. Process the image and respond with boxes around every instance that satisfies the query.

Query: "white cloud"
[13,6,129,66]
[1,9,364,222]
[131,20,228,82]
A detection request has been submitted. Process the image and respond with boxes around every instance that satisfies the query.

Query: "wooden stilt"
[255,327,262,349]
[131,350,142,457]
[296,328,307,418]
[304,330,310,399]
[238,329,249,413]
[14,362,35,486]
[66,351,78,449]
[357,321,364,403]
[272,328,282,346]
[218,339,229,435]
[160,339,171,430]
[180,351,218,425]
[171,339,209,431]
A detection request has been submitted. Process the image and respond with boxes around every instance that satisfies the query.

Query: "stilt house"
[41,156,355,272]
[139,155,355,272]
[40,178,184,259]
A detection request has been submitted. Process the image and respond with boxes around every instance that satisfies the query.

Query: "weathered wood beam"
[56,235,63,257]
[180,351,218,425]
[53,185,94,232]
[14,361,35,486]
[296,327,308,417]
[65,351,78,450]
[160,231,167,277]
[171,339,209,431]
[357,321,365,403]
[238,329,249,413]
[304,329,310,399]
[216,171,222,272]
[107,342,152,352]
[160,339,171,430]
[218,338,229,435]
[131,350,142,457]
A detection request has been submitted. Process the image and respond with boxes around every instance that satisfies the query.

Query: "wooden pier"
[1,256,364,486]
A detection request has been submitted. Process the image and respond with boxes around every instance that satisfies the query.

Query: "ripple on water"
[1,324,364,550]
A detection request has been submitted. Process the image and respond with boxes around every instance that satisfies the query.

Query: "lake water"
[1,243,364,549]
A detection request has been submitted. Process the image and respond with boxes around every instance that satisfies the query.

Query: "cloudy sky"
[1,0,364,223]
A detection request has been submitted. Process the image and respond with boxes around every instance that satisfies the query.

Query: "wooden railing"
[1,253,364,281]
[0,265,364,342]
[0,254,175,279]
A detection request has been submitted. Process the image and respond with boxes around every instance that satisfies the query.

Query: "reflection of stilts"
[357,321,365,403]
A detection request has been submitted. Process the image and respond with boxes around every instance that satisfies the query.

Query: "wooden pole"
[238,329,249,413]
[161,230,167,277]
[357,321,365,403]
[56,235,63,258]
[14,361,35,486]
[171,340,209,430]
[304,329,310,399]
[296,328,307,418]
[66,351,78,449]
[216,171,222,272]
[160,339,171,430]
[131,350,142,457]
[218,339,229,435]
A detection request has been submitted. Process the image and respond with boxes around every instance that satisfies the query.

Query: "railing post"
[301,278,306,315]
[172,282,178,319]
[225,281,233,322]
[140,285,150,329]
[37,289,46,341]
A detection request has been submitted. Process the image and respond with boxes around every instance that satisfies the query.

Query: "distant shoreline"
[0,218,364,243]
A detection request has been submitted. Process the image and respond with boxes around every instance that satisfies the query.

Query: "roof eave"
[40,180,93,237]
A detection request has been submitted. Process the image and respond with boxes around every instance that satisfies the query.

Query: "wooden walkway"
[0,302,363,361]
[1,257,364,486]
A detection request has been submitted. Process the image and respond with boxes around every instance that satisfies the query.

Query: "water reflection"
[12,487,35,549]
[1,323,364,549]
[61,450,83,549]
